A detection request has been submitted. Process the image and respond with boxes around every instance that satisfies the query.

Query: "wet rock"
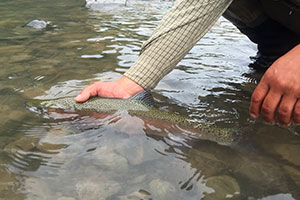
[36,142,67,153]
[149,179,176,200]
[187,147,231,178]
[253,126,300,166]
[234,157,288,192]
[131,174,147,184]
[76,179,121,200]
[36,125,70,152]
[24,177,54,199]
[115,137,165,166]
[58,197,76,200]
[0,137,15,149]
[114,138,145,166]
[203,175,240,200]
[283,165,300,188]
[0,169,15,191]
[273,144,300,166]
[26,20,50,30]
[92,146,129,172]
[4,136,39,153]
[0,105,28,132]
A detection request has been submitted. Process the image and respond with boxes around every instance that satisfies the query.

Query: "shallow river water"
[0,0,300,199]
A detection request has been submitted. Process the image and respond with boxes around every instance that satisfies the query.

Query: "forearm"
[125,0,233,89]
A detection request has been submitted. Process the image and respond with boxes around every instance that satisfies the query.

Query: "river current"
[0,0,300,199]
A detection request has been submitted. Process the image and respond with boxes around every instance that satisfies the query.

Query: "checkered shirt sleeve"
[124,0,233,89]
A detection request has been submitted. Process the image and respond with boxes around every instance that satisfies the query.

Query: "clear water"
[0,0,300,199]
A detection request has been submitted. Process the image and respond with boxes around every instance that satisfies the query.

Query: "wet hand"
[75,76,144,102]
[250,44,300,126]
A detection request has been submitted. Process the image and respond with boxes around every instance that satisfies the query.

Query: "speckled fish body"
[27,94,237,145]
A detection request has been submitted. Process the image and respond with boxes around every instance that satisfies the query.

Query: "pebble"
[26,20,50,29]
[283,165,300,188]
[4,136,39,153]
[203,175,240,200]
[92,146,129,172]
[36,142,66,152]
[76,179,121,200]
[0,137,15,149]
[273,144,300,166]
[0,170,14,191]
[58,197,76,200]
[149,179,176,200]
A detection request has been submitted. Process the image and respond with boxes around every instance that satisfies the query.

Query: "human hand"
[75,76,144,102]
[250,44,300,126]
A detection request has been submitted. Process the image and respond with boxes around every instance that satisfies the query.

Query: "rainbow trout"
[27,90,237,144]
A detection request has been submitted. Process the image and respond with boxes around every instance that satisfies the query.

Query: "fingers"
[251,85,297,126]
[277,96,296,126]
[75,83,100,103]
[293,99,300,125]
[250,82,269,118]
[260,89,282,124]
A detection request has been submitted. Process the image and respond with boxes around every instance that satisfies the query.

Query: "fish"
[26,90,238,145]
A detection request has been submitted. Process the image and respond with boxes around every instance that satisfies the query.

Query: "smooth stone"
[203,175,240,200]
[0,106,27,131]
[131,174,147,184]
[26,20,49,29]
[58,197,76,200]
[149,179,176,200]
[235,157,287,190]
[188,148,229,178]
[273,144,300,166]
[76,179,121,200]
[24,178,53,199]
[114,138,145,166]
[4,136,39,153]
[36,125,70,152]
[93,146,129,172]
[0,137,15,149]
[36,142,67,152]
[0,170,15,191]
[115,136,166,166]
[283,165,300,188]
[253,126,300,166]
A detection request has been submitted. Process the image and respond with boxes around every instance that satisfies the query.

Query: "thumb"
[75,91,91,103]
[75,83,102,102]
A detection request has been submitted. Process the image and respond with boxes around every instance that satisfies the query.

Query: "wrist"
[118,76,144,97]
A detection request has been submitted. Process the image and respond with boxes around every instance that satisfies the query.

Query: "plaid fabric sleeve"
[124,0,233,89]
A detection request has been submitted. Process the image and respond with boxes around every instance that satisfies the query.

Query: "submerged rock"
[0,170,15,191]
[58,197,75,200]
[149,179,176,200]
[92,146,129,172]
[4,136,39,153]
[284,165,300,188]
[203,175,240,200]
[26,20,50,30]
[76,179,121,200]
